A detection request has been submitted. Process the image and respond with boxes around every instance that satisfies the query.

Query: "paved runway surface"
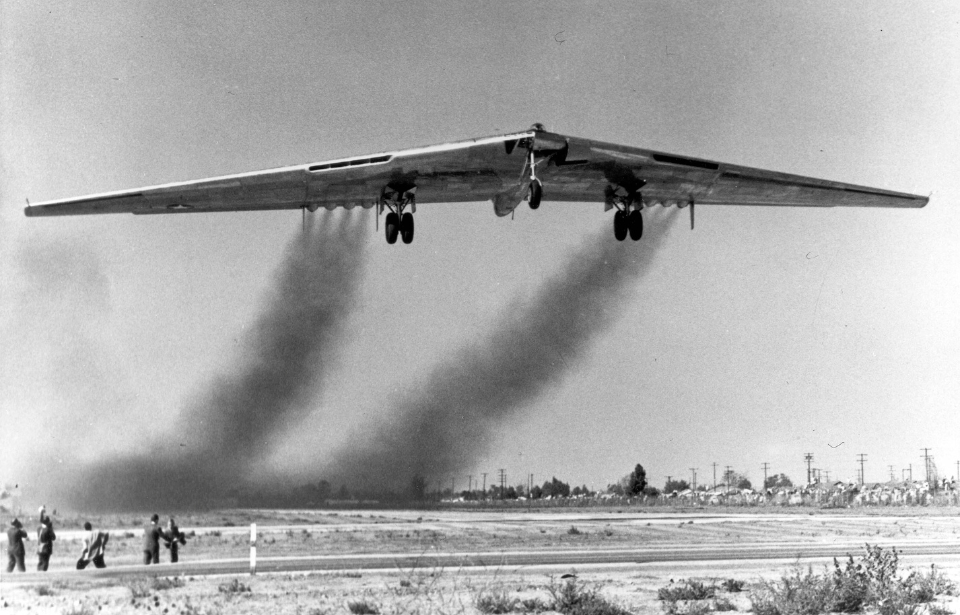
[5,537,959,583]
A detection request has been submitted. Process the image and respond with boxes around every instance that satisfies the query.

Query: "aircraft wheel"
[628,210,643,241]
[385,212,400,244]
[613,210,628,241]
[400,212,415,244]
[528,180,542,210]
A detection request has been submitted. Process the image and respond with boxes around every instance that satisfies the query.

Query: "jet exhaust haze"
[57,211,368,511]
[324,210,678,491]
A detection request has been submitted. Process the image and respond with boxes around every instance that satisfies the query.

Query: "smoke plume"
[57,210,368,510]
[324,210,678,489]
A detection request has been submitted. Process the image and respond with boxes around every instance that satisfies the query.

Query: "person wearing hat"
[36,506,56,571]
[6,518,28,573]
[143,513,165,565]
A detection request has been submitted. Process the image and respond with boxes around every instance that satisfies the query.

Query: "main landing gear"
[608,190,644,242]
[380,187,416,245]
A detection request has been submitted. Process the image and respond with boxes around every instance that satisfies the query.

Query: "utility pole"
[824,470,831,484]
[712,462,718,489]
[921,448,932,484]
[762,462,770,490]
[498,469,506,498]
[888,465,895,482]
[857,453,867,485]
[804,453,814,485]
[689,468,697,490]
[482,472,487,499]
[451,476,455,494]
[468,475,473,493]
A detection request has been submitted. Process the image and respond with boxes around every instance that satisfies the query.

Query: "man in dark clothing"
[6,518,28,573]
[36,508,56,571]
[164,516,186,563]
[143,514,164,564]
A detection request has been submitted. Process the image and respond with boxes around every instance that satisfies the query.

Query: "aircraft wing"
[24,126,927,224]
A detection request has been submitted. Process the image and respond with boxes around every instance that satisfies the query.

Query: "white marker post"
[249,523,257,576]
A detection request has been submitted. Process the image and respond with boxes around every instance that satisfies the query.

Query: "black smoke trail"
[56,210,368,511]
[324,210,678,489]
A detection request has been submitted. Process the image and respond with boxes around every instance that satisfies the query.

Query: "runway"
[4,537,959,583]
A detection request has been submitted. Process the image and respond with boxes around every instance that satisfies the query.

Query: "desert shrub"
[658,580,716,602]
[475,589,518,614]
[519,597,549,612]
[567,526,582,535]
[125,576,153,599]
[34,585,56,596]
[662,601,712,615]
[152,576,186,591]
[217,578,251,594]
[753,545,956,615]
[750,565,834,615]
[712,597,737,612]
[548,577,631,615]
[720,579,744,593]
[347,599,380,614]
[901,564,957,603]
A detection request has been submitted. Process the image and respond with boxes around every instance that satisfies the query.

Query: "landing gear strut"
[380,187,416,245]
[608,189,644,242]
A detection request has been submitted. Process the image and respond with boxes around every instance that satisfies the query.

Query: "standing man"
[6,518,28,573]
[143,514,164,565]
[164,516,186,563]
[36,506,56,571]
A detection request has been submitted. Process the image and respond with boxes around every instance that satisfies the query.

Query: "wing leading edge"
[24,125,926,242]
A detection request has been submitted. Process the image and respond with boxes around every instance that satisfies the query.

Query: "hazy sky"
[2,1,958,504]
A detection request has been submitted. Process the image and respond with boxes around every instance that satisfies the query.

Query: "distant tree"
[531,484,543,499]
[664,479,690,493]
[628,464,648,495]
[541,477,571,498]
[764,473,793,489]
[337,484,350,500]
[643,486,660,497]
[607,482,624,496]
[737,477,752,490]
[409,475,427,501]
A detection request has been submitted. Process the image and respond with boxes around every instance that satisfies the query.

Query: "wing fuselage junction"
[24,124,927,243]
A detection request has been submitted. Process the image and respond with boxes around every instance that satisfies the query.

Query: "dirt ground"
[2,508,959,614]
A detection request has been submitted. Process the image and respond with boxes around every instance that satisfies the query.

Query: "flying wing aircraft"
[24,123,927,243]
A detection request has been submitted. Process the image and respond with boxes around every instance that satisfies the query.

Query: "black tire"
[528,180,542,210]
[628,210,643,241]
[400,212,415,244]
[613,210,628,241]
[385,212,400,244]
